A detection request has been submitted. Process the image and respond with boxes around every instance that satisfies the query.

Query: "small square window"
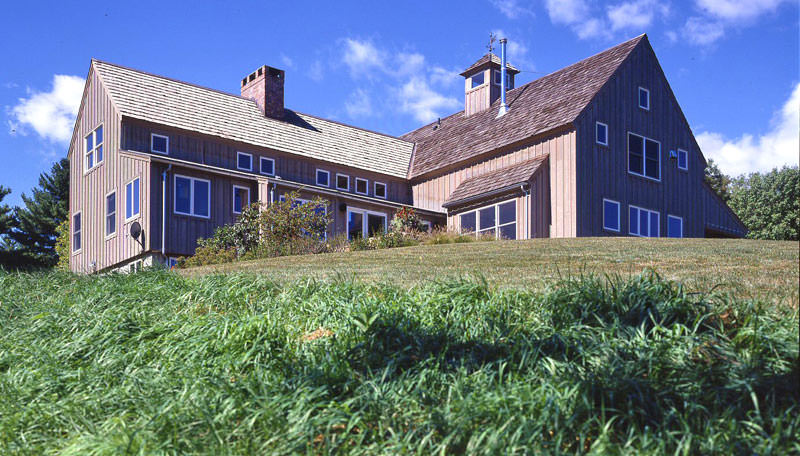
[603,199,620,232]
[677,149,688,171]
[638,87,650,110]
[596,122,608,146]
[260,157,275,176]
[237,152,253,171]
[374,182,387,199]
[355,177,368,195]
[316,169,330,187]
[336,173,350,191]
[151,134,169,154]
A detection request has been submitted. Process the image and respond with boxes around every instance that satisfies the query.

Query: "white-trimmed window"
[355,177,368,195]
[236,152,253,171]
[125,178,140,221]
[105,191,116,237]
[638,87,650,110]
[336,173,350,191]
[72,212,81,253]
[471,72,485,89]
[174,174,211,218]
[628,132,660,181]
[603,199,620,232]
[667,215,683,238]
[316,169,330,187]
[458,199,517,240]
[374,182,387,199]
[151,133,169,154]
[259,157,275,176]
[492,70,512,89]
[347,207,387,240]
[596,122,608,146]
[232,185,250,214]
[85,125,103,172]
[629,205,659,237]
[677,149,688,171]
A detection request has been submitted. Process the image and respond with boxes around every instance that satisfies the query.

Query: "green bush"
[728,165,799,240]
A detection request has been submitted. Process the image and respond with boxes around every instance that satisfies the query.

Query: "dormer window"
[471,72,485,89]
[638,87,650,110]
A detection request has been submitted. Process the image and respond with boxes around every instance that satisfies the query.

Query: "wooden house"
[67,34,745,272]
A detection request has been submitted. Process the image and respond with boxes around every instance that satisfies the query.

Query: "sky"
[1,0,797,207]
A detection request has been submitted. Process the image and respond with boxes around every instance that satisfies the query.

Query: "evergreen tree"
[0,186,14,237]
[9,158,69,266]
[704,159,731,201]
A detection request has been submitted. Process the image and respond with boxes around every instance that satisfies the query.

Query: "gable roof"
[443,155,548,207]
[92,60,414,178]
[460,53,520,76]
[403,35,646,179]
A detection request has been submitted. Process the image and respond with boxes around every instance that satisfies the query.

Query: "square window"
[336,174,350,191]
[174,175,211,218]
[237,152,253,171]
[596,122,608,146]
[603,199,620,232]
[151,134,169,154]
[678,149,688,171]
[233,185,250,214]
[316,169,330,187]
[638,87,650,110]
[374,182,387,199]
[260,157,275,176]
[355,178,368,195]
[125,178,140,220]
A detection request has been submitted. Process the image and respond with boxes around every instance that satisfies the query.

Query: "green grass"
[1,269,798,454]
[184,238,800,306]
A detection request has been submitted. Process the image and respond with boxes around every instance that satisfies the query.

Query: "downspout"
[497,38,508,118]
[521,184,529,239]
[161,164,172,257]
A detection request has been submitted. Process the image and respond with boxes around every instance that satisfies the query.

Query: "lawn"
[184,238,800,305]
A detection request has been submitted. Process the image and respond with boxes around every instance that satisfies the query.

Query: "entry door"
[347,207,387,239]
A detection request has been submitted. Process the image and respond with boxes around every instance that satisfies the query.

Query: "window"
[374,182,387,199]
[629,205,659,237]
[492,70,512,88]
[677,149,688,171]
[106,191,116,237]
[174,175,211,218]
[316,169,330,187]
[667,215,683,238]
[471,72,485,88]
[72,212,81,252]
[125,178,140,221]
[603,199,620,232]
[628,132,660,181]
[260,157,275,176]
[347,208,386,240]
[596,122,608,146]
[355,177,368,195]
[237,152,253,171]
[168,257,180,269]
[420,220,432,233]
[458,200,517,239]
[638,87,650,110]
[85,125,103,172]
[336,173,350,191]
[151,134,169,154]
[233,185,250,214]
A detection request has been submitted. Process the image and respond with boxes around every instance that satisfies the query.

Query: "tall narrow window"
[603,199,620,232]
[629,205,659,237]
[125,178,140,220]
[677,149,688,171]
[316,169,330,187]
[667,215,683,238]
[628,133,660,180]
[596,122,608,146]
[85,125,103,172]
[174,175,211,218]
[232,185,250,214]
[355,178,368,195]
[72,212,81,252]
[236,152,253,171]
[106,191,116,237]
[638,87,650,110]
[374,182,387,199]
[259,157,275,176]
[151,134,169,154]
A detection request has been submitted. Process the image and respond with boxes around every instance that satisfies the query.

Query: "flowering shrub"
[390,207,425,233]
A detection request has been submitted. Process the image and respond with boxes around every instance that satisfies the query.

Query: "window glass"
[668,216,682,238]
[498,201,516,225]
[348,211,363,240]
[86,134,93,154]
[126,178,140,219]
[356,178,368,194]
[629,206,638,234]
[96,145,103,163]
[237,153,252,170]
[367,213,386,236]
[233,186,249,214]
[460,212,476,233]
[645,139,659,179]
[316,170,329,186]
[152,135,168,153]
[72,213,81,251]
[596,123,607,145]
[678,150,688,170]
[106,192,116,236]
[96,125,103,145]
[639,88,649,109]
[603,200,619,231]
[337,174,349,190]
[471,72,484,88]
[649,212,659,237]
[175,176,191,214]
[479,206,495,231]
[260,157,274,175]
[628,134,644,175]
[87,150,94,169]
[639,210,648,236]
[499,224,516,240]
[194,180,210,217]
[374,182,386,198]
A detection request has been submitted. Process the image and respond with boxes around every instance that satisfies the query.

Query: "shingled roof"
[443,155,548,207]
[459,53,520,76]
[92,60,414,178]
[403,34,646,179]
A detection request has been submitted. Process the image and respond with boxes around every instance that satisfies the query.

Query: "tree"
[9,158,69,266]
[0,186,13,237]
[704,159,731,201]
[728,166,799,241]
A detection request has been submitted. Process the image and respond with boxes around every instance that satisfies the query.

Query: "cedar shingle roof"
[92,61,414,178]
[459,53,520,76]
[404,35,645,179]
[443,155,548,207]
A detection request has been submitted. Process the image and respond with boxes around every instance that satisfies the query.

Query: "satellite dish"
[130,221,142,240]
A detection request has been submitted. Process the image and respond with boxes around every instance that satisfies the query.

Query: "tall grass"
[0,269,797,454]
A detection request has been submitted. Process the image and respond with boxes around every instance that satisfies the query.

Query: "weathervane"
[487,32,497,55]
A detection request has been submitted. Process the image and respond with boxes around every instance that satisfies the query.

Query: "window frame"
[492,70,512,88]
[84,124,104,173]
[72,211,82,254]
[373,181,387,199]
[316,169,330,187]
[232,184,251,214]
[470,71,485,89]
[627,132,661,182]
[259,156,275,176]
[125,177,141,222]
[173,174,212,219]
[150,133,169,155]
[354,177,369,196]
[638,87,650,110]
[457,198,518,240]
[667,215,683,238]
[336,173,350,191]
[602,198,621,233]
[346,207,387,240]
[596,122,608,146]
[236,152,253,172]
[677,148,689,171]
[629,204,660,238]
[105,189,117,239]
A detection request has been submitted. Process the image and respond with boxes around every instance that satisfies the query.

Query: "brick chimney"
[241,65,285,119]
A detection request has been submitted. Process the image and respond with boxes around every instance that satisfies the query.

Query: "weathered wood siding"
[411,129,575,237]
[464,69,492,117]
[702,184,746,236]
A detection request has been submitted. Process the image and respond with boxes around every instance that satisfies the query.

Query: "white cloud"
[683,16,726,45]
[395,52,426,76]
[430,66,460,87]
[398,77,460,123]
[9,74,84,144]
[492,29,534,69]
[490,0,535,19]
[344,88,374,118]
[280,54,295,69]
[696,0,787,22]
[545,0,590,24]
[342,39,385,76]
[607,0,670,31]
[309,60,324,82]
[696,83,800,176]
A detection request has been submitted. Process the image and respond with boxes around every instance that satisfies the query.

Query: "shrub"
[54,218,69,271]
[390,206,425,233]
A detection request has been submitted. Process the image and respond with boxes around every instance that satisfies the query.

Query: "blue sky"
[1,0,797,207]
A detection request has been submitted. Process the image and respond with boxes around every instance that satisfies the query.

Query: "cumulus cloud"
[280,54,295,69]
[344,88,374,118]
[9,74,84,143]
[309,60,324,82]
[491,29,534,70]
[607,0,670,31]
[696,83,799,176]
[682,0,790,46]
[490,0,535,19]
[545,0,669,40]
[342,39,385,76]
[682,17,726,45]
[398,77,460,123]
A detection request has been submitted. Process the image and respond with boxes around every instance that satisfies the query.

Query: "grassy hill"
[185,238,799,305]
